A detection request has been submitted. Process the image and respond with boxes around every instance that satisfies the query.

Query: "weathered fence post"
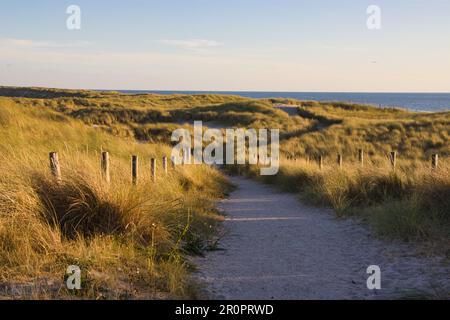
[306,155,310,164]
[49,152,62,181]
[431,154,438,169]
[318,155,323,170]
[337,154,343,169]
[131,155,138,185]
[390,151,397,170]
[358,149,364,167]
[223,140,228,165]
[151,158,156,182]
[101,151,110,183]
[162,156,168,174]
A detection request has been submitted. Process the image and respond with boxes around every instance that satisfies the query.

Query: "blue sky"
[1,0,449,92]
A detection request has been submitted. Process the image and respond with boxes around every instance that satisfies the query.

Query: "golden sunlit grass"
[282,101,450,159]
[0,98,230,299]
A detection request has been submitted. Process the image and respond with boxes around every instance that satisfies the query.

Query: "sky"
[0,0,450,92]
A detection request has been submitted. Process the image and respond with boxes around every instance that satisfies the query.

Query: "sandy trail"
[194,176,449,300]
[274,104,299,116]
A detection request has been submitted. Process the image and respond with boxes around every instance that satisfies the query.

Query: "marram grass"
[0,99,230,299]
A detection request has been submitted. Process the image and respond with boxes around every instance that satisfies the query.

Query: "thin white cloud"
[160,39,223,53]
[0,38,92,49]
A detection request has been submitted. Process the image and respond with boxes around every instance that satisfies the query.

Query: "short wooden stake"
[358,149,364,167]
[431,154,438,169]
[318,155,323,170]
[101,151,110,183]
[390,151,397,170]
[162,156,168,174]
[49,152,62,181]
[151,158,156,182]
[337,154,343,169]
[131,155,138,185]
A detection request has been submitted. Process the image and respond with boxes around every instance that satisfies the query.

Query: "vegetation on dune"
[0,88,314,142]
[281,101,450,159]
[0,86,449,298]
[0,98,230,299]
[0,87,257,142]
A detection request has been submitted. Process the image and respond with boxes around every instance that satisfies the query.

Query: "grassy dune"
[0,87,449,298]
[282,101,450,160]
[0,87,312,141]
[0,97,230,299]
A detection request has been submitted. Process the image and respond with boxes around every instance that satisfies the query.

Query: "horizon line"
[2,85,450,95]
[108,89,450,95]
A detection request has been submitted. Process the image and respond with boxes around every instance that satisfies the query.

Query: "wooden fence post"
[390,151,397,170]
[131,155,138,185]
[223,140,228,165]
[337,154,343,169]
[49,152,62,181]
[318,155,323,170]
[162,156,168,174]
[101,151,110,183]
[151,158,156,182]
[358,149,364,167]
[431,154,438,169]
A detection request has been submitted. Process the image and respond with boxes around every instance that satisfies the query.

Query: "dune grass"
[0,87,314,142]
[1,86,449,294]
[280,101,450,160]
[0,98,230,299]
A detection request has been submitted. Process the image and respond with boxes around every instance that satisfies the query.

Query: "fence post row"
[48,150,442,184]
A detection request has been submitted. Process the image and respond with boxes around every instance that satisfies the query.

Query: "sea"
[116,91,450,112]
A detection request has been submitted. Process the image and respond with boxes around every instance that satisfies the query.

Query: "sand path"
[194,176,449,299]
